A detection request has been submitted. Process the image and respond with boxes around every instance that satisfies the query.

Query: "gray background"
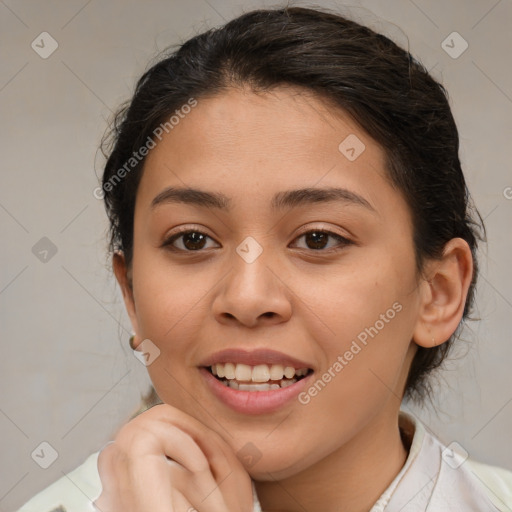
[1,0,511,509]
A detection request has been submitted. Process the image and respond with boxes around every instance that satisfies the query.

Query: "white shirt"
[17,411,512,511]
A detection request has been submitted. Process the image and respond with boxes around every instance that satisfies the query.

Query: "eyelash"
[161,227,353,254]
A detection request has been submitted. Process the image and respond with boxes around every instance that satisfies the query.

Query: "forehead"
[135,86,394,215]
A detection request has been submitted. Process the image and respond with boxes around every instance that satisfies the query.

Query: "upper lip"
[199,348,313,370]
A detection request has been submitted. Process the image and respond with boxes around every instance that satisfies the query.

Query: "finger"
[97,441,180,512]
[109,420,231,512]
[143,423,211,473]
[169,488,195,512]
[142,428,230,512]
[149,405,254,511]
[150,405,248,478]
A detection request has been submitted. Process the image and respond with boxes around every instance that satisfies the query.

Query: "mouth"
[205,362,313,392]
[199,348,315,413]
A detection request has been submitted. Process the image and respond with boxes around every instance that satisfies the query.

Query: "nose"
[212,247,292,328]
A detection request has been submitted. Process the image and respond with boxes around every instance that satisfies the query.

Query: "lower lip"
[199,367,313,415]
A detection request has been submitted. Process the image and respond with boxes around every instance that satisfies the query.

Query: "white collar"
[251,410,501,511]
[372,410,501,511]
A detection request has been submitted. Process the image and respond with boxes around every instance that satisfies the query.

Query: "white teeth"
[235,363,252,381]
[239,383,271,391]
[209,362,308,391]
[224,362,236,380]
[216,364,225,378]
[284,366,295,379]
[233,379,296,391]
[269,364,284,380]
[252,364,270,382]
[211,362,309,382]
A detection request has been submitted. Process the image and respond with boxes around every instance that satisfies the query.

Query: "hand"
[94,403,254,512]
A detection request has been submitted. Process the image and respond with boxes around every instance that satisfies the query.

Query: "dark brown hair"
[100,5,485,404]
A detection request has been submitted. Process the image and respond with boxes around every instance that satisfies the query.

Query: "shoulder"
[465,458,512,511]
[16,451,102,512]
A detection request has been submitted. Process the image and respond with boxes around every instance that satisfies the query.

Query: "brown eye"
[163,230,217,251]
[304,231,329,250]
[292,230,352,251]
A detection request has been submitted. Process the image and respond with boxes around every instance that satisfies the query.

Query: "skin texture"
[100,86,473,512]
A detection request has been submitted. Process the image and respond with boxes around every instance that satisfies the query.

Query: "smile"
[207,363,312,391]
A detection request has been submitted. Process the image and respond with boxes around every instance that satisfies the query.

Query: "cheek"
[279,308,412,473]
[293,253,412,345]
[131,252,211,351]
[293,251,417,400]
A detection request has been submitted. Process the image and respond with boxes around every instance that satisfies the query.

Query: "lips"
[200,366,314,414]
[198,348,315,413]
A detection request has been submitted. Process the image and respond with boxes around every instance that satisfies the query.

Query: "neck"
[254,409,409,512]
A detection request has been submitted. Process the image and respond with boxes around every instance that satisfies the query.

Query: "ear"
[413,238,474,348]
[113,251,141,349]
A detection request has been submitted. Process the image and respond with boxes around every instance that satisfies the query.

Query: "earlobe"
[413,238,473,349]
[112,251,140,340]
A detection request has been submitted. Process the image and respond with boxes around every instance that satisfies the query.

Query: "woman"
[18,5,512,511]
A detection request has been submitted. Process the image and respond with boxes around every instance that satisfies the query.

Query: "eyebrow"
[150,186,376,214]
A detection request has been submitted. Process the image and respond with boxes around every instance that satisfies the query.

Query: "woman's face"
[119,86,424,479]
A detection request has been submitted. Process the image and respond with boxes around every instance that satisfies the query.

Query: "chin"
[244,451,313,481]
